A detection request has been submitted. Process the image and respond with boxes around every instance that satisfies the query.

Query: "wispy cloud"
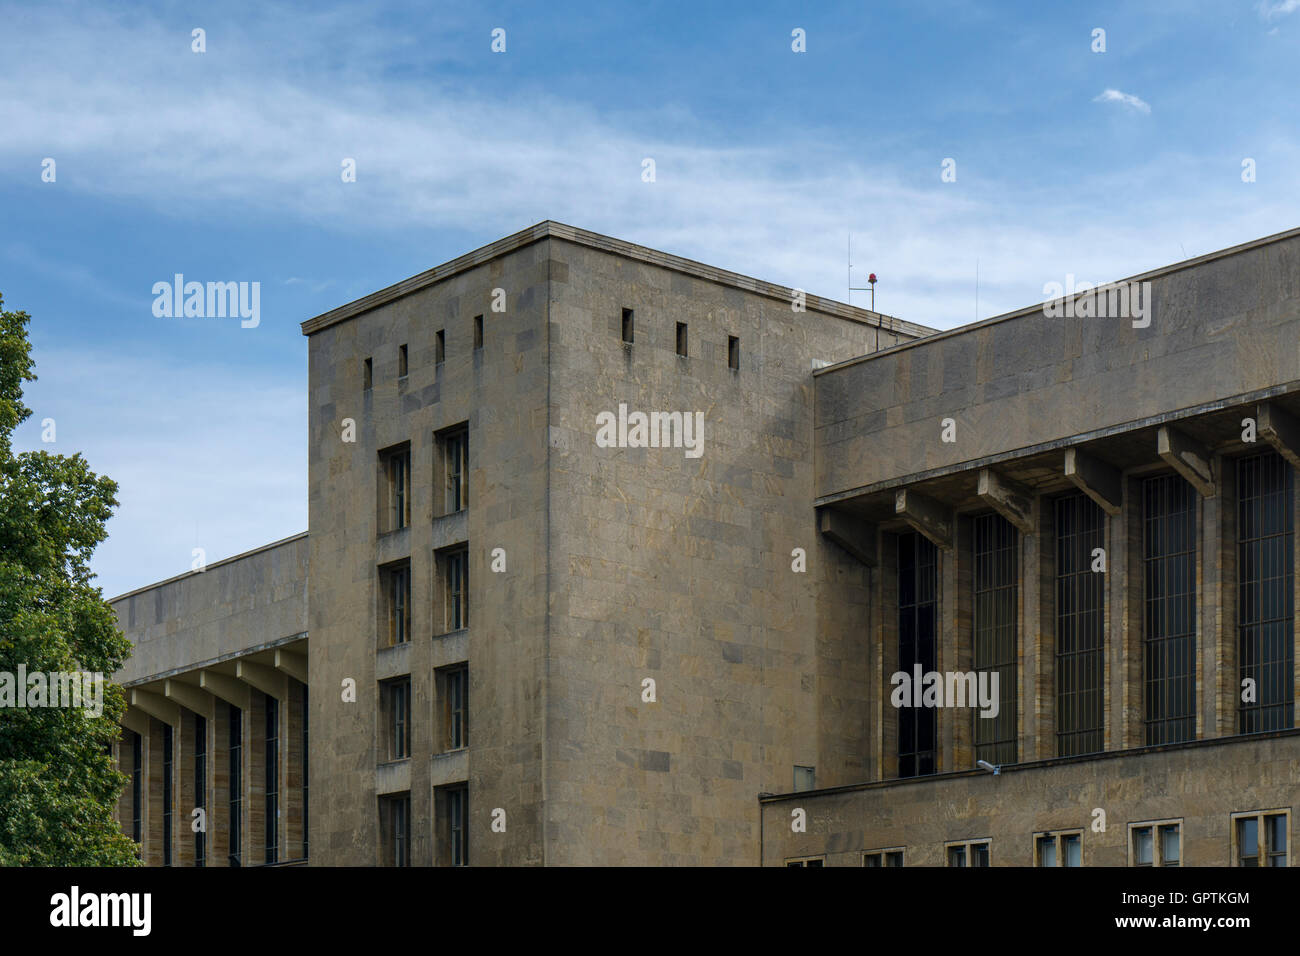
[1093,88,1152,114]
[1258,0,1300,21]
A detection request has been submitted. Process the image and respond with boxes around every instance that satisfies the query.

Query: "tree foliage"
[0,293,138,865]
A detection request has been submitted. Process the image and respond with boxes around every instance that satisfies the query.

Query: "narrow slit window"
[473,315,483,350]
[676,322,688,357]
[621,308,634,344]
[727,335,739,370]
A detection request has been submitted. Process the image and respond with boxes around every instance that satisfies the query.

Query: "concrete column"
[1026,496,1054,761]
[879,533,899,780]
[1117,475,1144,750]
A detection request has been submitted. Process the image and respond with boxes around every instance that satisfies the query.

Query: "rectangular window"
[792,766,815,792]
[1142,474,1197,745]
[785,857,825,867]
[438,426,469,515]
[973,513,1018,765]
[380,562,411,646]
[946,840,990,867]
[621,308,634,344]
[131,732,143,845]
[897,532,937,777]
[1237,452,1294,733]
[441,785,469,867]
[473,315,483,350]
[379,446,411,533]
[194,716,206,867]
[398,344,408,377]
[1036,831,1083,867]
[676,322,688,357]
[382,794,411,867]
[302,684,309,860]
[1234,810,1288,866]
[728,335,739,370]
[265,696,279,865]
[436,329,446,364]
[363,357,372,390]
[439,546,469,632]
[438,664,468,751]
[1130,821,1181,866]
[162,724,173,866]
[863,849,904,867]
[229,705,242,866]
[1056,493,1106,756]
[384,678,412,761]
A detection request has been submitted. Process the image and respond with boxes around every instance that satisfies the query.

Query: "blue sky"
[2,0,1298,598]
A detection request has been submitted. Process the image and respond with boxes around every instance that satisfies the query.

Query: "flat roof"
[106,531,308,605]
[813,223,1300,377]
[300,220,937,339]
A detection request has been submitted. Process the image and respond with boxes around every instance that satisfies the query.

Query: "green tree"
[0,293,138,865]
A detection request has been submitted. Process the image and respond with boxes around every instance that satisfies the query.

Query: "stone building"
[109,221,1300,866]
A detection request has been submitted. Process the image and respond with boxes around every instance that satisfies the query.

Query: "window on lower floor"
[265,695,279,865]
[785,856,825,867]
[863,849,904,867]
[1236,452,1295,734]
[437,784,469,867]
[381,793,411,867]
[436,664,468,752]
[897,532,938,777]
[382,677,412,761]
[1036,830,1083,867]
[437,546,469,633]
[1055,493,1106,756]
[1142,474,1197,745]
[973,512,1018,765]
[162,724,173,866]
[1234,810,1288,867]
[194,715,206,867]
[1131,820,1181,866]
[947,840,991,867]
[379,561,411,647]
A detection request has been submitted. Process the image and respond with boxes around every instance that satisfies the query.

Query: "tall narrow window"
[398,344,408,377]
[162,724,173,866]
[728,335,739,370]
[265,696,279,864]
[973,513,1018,765]
[439,547,469,632]
[194,716,206,867]
[131,732,142,846]
[438,664,468,751]
[676,322,688,357]
[302,684,309,860]
[439,427,468,514]
[473,315,483,350]
[436,329,446,364]
[1237,452,1294,733]
[229,705,242,866]
[363,357,372,390]
[446,785,468,866]
[380,446,411,532]
[381,562,411,646]
[1142,474,1197,745]
[897,532,937,777]
[384,794,411,867]
[621,308,634,344]
[385,678,411,760]
[1056,493,1105,756]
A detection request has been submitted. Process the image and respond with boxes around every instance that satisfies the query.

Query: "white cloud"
[1093,88,1152,114]
[1258,0,1300,21]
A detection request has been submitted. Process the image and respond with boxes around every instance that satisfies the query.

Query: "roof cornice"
[300,220,936,338]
